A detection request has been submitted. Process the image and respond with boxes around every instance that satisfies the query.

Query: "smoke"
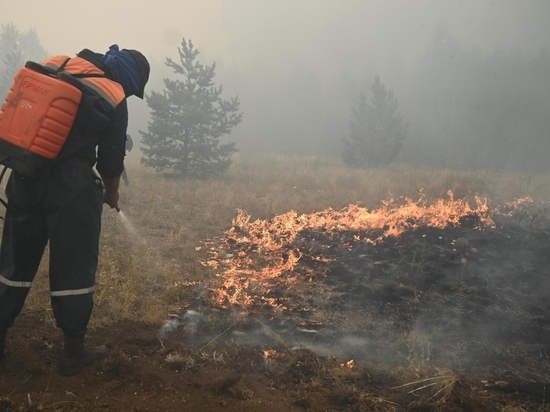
[158,310,201,339]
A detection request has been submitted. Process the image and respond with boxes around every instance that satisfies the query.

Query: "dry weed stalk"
[255,319,294,354]
[165,352,185,365]
[198,349,227,364]
[392,369,459,408]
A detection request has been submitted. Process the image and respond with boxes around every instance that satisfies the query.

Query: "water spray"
[115,206,125,220]
[114,206,142,241]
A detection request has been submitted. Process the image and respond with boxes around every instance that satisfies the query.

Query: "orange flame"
[203,192,495,311]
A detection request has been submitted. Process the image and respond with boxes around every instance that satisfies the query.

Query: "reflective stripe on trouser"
[51,286,96,297]
[0,275,32,288]
[0,163,103,335]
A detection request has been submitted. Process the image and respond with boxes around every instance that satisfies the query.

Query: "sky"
[2,0,550,155]
[3,0,549,73]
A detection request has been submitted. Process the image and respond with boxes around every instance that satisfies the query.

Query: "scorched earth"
[1,194,550,411]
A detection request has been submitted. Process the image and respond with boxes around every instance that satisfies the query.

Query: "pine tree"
[342,75,408,167]
[0,23,47,98]
[140,38,242,178]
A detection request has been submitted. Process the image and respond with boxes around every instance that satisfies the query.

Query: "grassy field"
[13,152,550,330]
[3,153,550,411]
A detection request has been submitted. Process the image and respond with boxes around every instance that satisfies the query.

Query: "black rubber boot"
[0,328,6,360]
[60,335,108,376]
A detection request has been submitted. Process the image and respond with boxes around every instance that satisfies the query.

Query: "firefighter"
[0,44,149,375]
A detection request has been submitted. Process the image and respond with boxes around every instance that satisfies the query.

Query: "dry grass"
[7,152,550,329]
[3,153,549,410]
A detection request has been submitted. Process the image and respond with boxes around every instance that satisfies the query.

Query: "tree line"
[1,22,549,176]
[408,27,550,172]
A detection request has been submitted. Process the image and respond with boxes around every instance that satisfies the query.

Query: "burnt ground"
[2,203,550,411]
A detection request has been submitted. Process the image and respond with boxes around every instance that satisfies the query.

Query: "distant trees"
[408,27,550,172]
[140,38,242,178]
[342,75,408,167]
[0,22,47,97]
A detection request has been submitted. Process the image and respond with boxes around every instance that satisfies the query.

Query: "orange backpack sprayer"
[0,61,83,177]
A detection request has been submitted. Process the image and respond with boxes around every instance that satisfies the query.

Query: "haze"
[4,1,548,69]
[3,0,550,169]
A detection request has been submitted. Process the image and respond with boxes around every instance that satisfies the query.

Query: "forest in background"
[1,22,549,174]
[216,26,550,173]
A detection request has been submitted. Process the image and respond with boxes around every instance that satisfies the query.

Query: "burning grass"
[201,190,495,312]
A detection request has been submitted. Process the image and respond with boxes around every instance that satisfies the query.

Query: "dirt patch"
[2,201,550,411]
